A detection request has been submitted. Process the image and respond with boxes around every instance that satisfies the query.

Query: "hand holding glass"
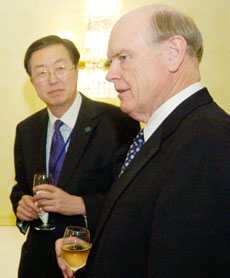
[33,173,55,231]
[61,226,91,275]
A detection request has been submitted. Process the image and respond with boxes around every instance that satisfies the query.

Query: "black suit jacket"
[10,93,140,278]
[86,88,230,278]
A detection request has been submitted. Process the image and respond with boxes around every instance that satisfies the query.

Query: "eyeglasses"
[31,64,76,83]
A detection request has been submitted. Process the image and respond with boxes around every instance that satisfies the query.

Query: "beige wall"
[1,0,229,225]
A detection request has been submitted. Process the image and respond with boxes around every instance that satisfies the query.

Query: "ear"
[167,35,187,73]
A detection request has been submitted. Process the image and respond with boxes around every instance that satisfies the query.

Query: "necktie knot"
[54,120,63,130]
[119,129,144,176]
[132,129,144,149]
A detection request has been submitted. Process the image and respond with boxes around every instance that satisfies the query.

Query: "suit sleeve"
[10,124,31,234]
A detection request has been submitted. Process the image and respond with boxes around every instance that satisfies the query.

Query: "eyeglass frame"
[30,64,76,83]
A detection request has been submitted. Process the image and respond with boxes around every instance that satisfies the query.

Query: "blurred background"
[0,0,230,226]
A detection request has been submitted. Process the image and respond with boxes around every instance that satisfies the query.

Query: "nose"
[106,61,121,83]
[48,71,59,84]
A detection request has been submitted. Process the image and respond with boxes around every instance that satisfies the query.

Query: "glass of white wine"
[33,173,56,231]
[61,226,92,276]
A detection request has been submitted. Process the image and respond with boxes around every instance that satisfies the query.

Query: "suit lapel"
[92,88,213,243]
[58,95,99,189]
[33,109,48,173]
[108,128,161,202]
[92,128,162,244]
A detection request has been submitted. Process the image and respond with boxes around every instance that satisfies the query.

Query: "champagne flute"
[33,173,56,231]
[61,226,92,276]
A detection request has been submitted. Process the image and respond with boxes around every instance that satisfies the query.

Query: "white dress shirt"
[46,92,88,226]
[46,92,82,171]
[144,82,204,142]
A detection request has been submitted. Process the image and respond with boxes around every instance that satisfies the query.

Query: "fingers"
[55,238,63,256]
[62,269,73,278]
[33,187,65,212]
[55,238,72,277]
[33,190,57,212]
[55,238,69,267]
[33,183,56,194]
[34,191,52,202]
[33,184,62,203]
[64,268,74,278]
[33,184,58,202]
[33,184,59,214]
[59,260,74,278]
[16,195,39,221]
[33,187,81,216]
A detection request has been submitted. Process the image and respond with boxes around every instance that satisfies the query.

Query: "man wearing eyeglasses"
[10,35,140,278]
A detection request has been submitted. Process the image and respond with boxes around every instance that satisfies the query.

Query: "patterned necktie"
[49,120,66,185]
[120,129,145,176]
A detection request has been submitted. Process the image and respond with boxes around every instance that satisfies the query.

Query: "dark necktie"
[49,120,66,185]
[119,129,145,176]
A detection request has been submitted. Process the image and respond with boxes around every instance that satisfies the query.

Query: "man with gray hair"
[56,5,230,277]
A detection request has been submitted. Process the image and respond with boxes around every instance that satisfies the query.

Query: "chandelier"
[77,0,120,105]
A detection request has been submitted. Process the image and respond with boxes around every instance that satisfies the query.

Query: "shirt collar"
[47,92,82,130]
[144,82,204,142]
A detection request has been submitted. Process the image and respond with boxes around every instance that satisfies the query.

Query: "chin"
[120,103,132,116]
[121,103,143,122]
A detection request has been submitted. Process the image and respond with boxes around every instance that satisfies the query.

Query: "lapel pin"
[85,126,91,132]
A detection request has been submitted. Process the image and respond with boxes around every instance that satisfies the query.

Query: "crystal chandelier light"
[78,0,120,105]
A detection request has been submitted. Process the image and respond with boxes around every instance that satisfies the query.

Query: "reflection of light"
[78,67,119,106]
[83,0,120,64]
[78,68,116,98]
[84,31,103,48]
[78,0,120,105]
[87,0,120,15]
[57,31,73,40]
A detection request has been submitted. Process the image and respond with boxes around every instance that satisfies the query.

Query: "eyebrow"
[33,64,46,70]
[108,48,132,62]
[113,49,126,59]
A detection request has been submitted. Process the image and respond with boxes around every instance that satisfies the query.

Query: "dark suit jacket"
[10,93,140,278]
[86,88,230,278]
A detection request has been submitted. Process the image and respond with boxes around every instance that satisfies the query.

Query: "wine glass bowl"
[33,173,56,231]
[61,226,91,274]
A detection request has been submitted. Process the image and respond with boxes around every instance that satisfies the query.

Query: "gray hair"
[149,9,203,62]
